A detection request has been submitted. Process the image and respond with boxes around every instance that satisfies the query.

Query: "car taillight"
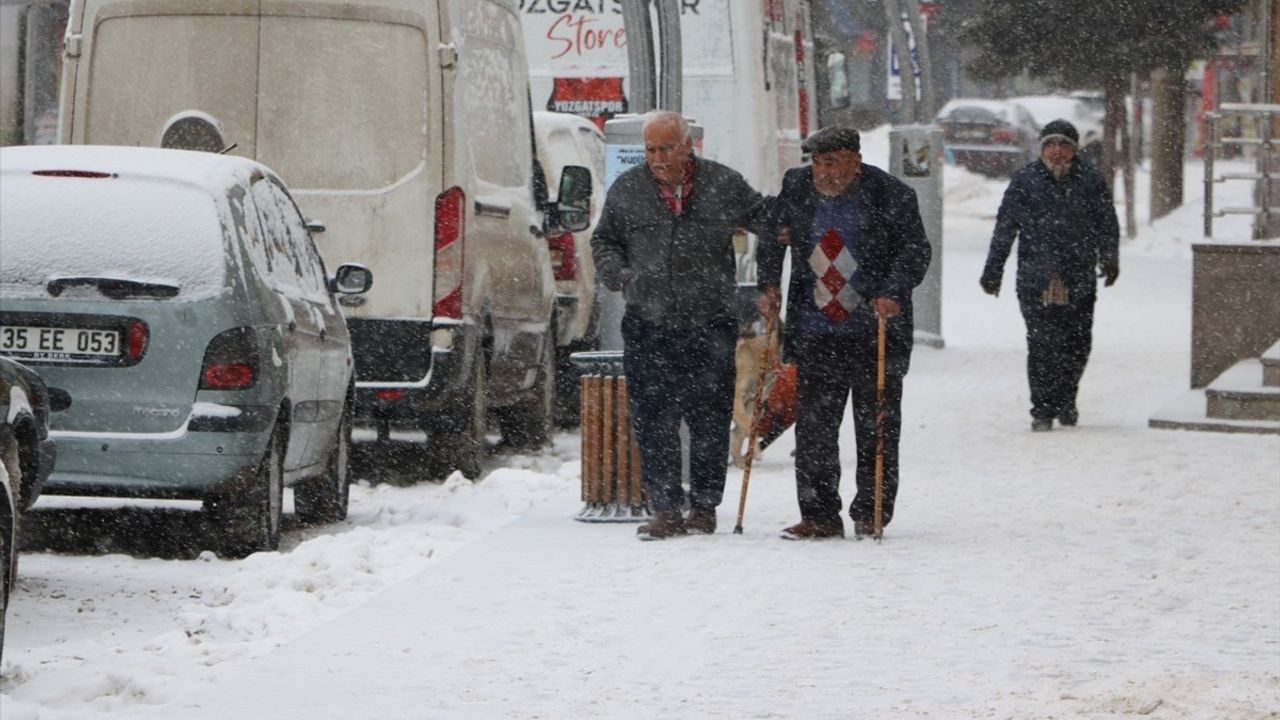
[433,187,466,320]
[126,319,149,362]
[376,389,404,402]
[991,127,1018,144]
[547,232,578,281]
[199,327,259,390]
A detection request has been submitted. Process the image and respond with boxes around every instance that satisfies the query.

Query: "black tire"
[0,503,11,666]
[454,357,488,480]
[294,402,351,524]
[210,427,283,557]
[496,334,554,449]
[0,524,9,666]
[1,437,19,663]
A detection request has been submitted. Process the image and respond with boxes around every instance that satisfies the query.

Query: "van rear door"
[255,8,442,383]
[66,0,259,154]
[256,10,439,318]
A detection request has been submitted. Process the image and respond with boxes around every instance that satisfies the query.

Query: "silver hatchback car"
[0,145,372,556]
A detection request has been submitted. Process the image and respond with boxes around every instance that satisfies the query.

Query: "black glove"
[1098,259,1119,287]
[979,274,1001,297]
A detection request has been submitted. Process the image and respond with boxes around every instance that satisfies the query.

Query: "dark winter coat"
[591,155,769,328]
[983,158,1120,304]
[757,163,931,364]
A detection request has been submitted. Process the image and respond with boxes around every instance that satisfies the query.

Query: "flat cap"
[802,126,861,154]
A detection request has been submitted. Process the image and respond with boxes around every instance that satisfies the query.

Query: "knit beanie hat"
[1039,119,1079,148]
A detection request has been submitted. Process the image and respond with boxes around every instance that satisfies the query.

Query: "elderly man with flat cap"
[980,119,1119,432]
[758,126,931,540]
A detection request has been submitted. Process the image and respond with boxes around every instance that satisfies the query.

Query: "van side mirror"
[306,218,326,234]
[331,263,373,294]
[555,165,593,233]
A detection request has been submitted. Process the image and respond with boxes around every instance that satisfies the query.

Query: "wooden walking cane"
[733,312,777,535]
[873,312,887,542]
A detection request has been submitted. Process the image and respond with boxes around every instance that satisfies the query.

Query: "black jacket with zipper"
[983,158,1119,304]
[591,155,769,329]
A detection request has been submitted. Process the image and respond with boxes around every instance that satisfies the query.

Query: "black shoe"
[1058,407,1078,426]
[780,518,845,540]
[685,508,717,534]
[637,510,687,541]
[1031,418,1053,432]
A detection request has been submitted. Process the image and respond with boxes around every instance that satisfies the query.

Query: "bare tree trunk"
[1150,67,1186,221]
[1102,73,1126,196]
[1121,86,1136,239]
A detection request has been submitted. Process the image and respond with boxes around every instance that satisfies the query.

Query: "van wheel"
[454,357,488,480]
[295,403,351,524]
[210,427,284,557]
[497,333,553,449]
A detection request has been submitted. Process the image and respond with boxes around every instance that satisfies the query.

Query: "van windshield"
[0,175,225,300]
[86,14,428,191]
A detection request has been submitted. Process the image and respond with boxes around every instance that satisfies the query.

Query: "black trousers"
[622,314,736,514]
[793,326,908,528]
[1019,295,1095,421]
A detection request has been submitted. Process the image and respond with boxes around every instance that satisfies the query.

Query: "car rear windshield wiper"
[46,276,180,299]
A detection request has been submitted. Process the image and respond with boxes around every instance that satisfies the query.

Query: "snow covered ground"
[2,130,1277,719]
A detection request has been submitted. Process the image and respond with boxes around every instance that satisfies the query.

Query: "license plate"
[0,325,121,359]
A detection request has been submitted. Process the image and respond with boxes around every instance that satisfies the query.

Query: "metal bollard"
[571,351,650,522]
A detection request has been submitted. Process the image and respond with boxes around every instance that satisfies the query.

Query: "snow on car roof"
[0,145,272,301]
[532,111,603,136]
[0,144,262,191]
[936,97,1020,120]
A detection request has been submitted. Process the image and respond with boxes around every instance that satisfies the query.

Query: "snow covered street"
[2,133,1277,719]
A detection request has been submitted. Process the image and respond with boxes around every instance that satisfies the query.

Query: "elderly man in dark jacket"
[981,119,1120,432]
[592,111,770,540]
[758,126,931,540]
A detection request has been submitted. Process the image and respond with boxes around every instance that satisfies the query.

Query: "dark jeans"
[621,313,737,513]
[793,324,908,528]
[1019,295,1095,421]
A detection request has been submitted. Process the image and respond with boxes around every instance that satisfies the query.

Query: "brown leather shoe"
[779,518,844,540]
[637,510,687,541]
[685,508,716,534]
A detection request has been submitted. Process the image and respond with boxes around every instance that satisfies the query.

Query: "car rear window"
[0,174,226,300]
[943,106,1006,124]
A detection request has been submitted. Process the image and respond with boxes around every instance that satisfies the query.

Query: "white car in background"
[1011,94,1105,166]
[532,111,605,425]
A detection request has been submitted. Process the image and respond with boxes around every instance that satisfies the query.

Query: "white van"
[58,0,592,475]
[531,110,605,423]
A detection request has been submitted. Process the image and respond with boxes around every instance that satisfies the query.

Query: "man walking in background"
[591,111,770,540]
[981,119,1120,432]
[758,126,931,540]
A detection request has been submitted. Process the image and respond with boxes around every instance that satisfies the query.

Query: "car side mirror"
[555,165,593,233]
[331,263,373,294]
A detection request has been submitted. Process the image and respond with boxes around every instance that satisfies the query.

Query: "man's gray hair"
[642,110,692,142]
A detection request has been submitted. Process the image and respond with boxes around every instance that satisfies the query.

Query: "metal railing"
[1204,103,1280,239]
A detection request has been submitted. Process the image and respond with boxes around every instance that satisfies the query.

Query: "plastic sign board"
[604,143,645,189]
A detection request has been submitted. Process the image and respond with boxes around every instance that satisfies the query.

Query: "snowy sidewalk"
[114,244,1280,718]
[3,146,1277,719]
